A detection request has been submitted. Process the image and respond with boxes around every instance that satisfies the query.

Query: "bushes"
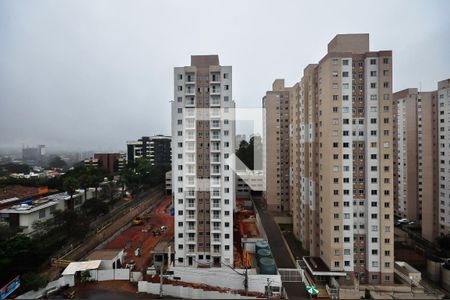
[21,272,48,291]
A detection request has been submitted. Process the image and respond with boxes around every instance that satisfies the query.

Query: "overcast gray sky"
[0,0,449,152]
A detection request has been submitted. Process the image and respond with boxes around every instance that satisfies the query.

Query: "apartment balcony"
[211,146,221,152]
[211,157,221,164]
[211,134,221,141]
[185,191,196,197]
[212,248,221,254]
[210,75,220,84]
[186,214,196,220]
[212,226,221,232]
[211,215,221,221]
[187,237,196,243]
[212,238,221,244]
[211,169,221,175]
[210,88,221,95]
[211,190,221,198]
[210,98,221,107]
[185,146,196,153]
[185,134,195,141]
[185,100,195,107]
[187,248,196,253]
[210,180,221,187]
[211,203,221,209]
[187,226,196,232]
[210,121,221,129]
[186,202,195,209]
[185,89,195,96]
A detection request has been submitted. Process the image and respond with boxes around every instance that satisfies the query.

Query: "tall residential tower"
[393,89,439,242]
[291,34,395,285]
[172,55,235,268]
[263,79,292,212]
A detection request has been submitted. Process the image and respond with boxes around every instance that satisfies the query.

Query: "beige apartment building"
[393,89,439,242]
[290,34,395,285]
[263,79,291,212]
[438,79,450,236]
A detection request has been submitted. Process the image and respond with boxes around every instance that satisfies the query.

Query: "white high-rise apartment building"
[172,55,235,268]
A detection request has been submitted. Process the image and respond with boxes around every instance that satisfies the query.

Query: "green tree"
[22,272,48,291]
[63,177,79,210]
[48,156,67,169]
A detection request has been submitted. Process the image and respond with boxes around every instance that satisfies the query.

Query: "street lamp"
[409,275,414,294]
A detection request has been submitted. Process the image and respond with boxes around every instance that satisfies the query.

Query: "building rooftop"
[191,55,220,67]
[85,249,123,261]
[0,199,57,214]
[0,185,48,201]
[62,260,102,276]
[328,33,370,54]
[303,256,346,277]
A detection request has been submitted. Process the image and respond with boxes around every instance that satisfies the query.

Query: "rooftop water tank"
[259,257,277,275]
[256,249,272,259]
[255,240,269,252]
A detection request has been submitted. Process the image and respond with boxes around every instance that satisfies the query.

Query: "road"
[252,196,310,300]
[61,187,165,262]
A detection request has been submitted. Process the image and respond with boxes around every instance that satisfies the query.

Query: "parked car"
[133,217,143,225]
[398,218,409,224]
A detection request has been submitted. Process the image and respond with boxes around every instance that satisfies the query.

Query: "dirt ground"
[103,195,174,271]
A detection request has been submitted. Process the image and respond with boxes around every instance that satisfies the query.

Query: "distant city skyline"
[1,0,449,150]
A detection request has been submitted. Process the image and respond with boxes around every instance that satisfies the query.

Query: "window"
[342,59,349,65]
[370,59,377,65]
[39,209,46,219]
[383,58,389,64]
[342,71,349,77]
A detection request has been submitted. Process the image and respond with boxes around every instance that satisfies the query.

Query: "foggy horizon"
[1,0,449,151]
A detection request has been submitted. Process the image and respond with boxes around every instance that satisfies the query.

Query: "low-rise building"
[85,249,125,269]
[127,135,171,165]
[84,153,126,173]
[0,189,94,234]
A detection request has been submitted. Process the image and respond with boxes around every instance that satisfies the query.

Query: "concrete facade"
[393,88,439,242]
[263,79,292,212]
[172,55,235,267]
[290,34,395,285]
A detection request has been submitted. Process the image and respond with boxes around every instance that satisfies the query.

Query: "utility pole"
[244,267,248,296]
[266,278,272,300]
[159,254,165,298]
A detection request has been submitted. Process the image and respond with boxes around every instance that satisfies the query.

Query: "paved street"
[252,196,310,300]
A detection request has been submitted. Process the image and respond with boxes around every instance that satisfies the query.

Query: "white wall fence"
[138,281,256,299]
[168,267,282,294]
[88,268,130,281]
